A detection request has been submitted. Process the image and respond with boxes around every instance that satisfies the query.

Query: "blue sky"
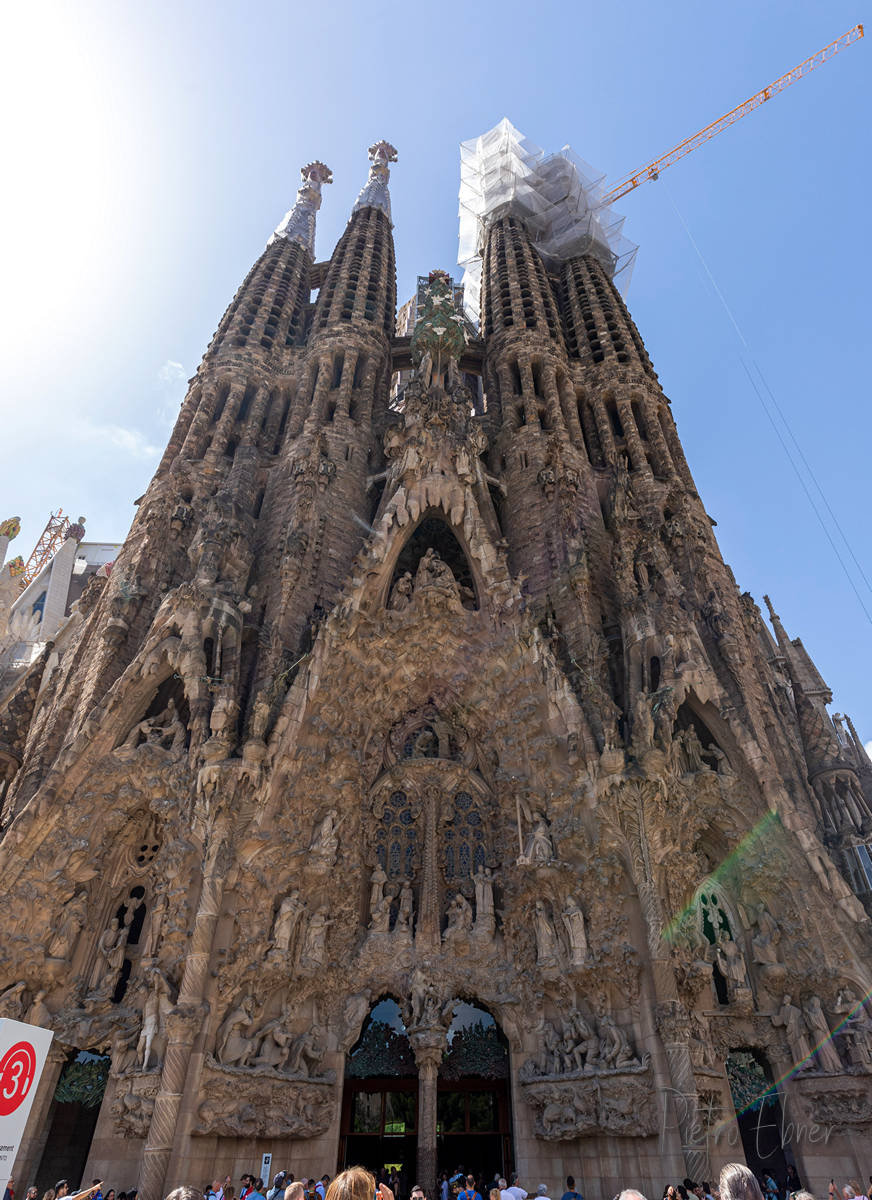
[1,0,869,743]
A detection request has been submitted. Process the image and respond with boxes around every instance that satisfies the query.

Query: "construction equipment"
[15,510,71,587]
[599,24,864,208]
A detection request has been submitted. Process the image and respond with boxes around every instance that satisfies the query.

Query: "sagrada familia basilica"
[1,123,871,1199]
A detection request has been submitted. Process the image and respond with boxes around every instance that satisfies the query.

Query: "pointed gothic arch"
[383,512,480,610]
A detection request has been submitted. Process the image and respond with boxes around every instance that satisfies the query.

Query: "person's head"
[566,1183,575,1193]
[489,1192,500,1200]
[842,1190,855,1200]
[793,1193,815,1200]
[164,1191,204,1200]
[27,1190,39,1200]
[411,1188,425,1200]
[105,1191,115,1200]
[537,1189,548,1198]
[719,1166,763,1200]
[324,1170,377,1200]
[285,1186,305,1200]
[255,1185,264,1195]
[55,1183,69,1198]
[617,1191,648,1200]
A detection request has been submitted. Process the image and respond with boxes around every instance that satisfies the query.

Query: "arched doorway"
[340,999,513,1190]
[341,999,417,1189]
[437,1002,512,1182]
[725,1049,790,1177]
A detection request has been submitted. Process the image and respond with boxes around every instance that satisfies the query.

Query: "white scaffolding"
[457,118,637,326]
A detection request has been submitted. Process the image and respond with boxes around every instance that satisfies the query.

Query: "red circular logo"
[0,1041,37,1115]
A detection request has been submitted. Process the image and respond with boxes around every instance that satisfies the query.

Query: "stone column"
[411,1032,444,1199]
[415,785,442,953]
[138,812,230,1200]
[612,781,711,1182]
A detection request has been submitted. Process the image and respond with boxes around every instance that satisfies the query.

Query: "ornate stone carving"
[522,1074,657,1139]
[520,1012,649,1081]
[193,1065,334,1138]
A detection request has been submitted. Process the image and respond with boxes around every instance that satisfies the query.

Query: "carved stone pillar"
[138,815,230,1200]
[610,782,711,1181]
[411,1032,444,1199]
[415,784,441,952]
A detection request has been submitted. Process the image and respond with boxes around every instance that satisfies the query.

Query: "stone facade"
[1,140,872,1200]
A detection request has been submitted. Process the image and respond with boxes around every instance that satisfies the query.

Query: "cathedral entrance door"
[341,1000,418,1190]
[436,1003,512,1183]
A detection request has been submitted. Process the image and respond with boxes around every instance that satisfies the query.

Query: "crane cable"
[660,176,872,629]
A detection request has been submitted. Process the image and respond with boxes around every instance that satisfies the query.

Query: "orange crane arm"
[600,23,864,208]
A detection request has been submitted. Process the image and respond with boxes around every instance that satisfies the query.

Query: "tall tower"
[2,124,871,1200]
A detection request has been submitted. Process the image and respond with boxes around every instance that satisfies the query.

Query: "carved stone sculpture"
[309,810,341,870]
[137,972,173,1071]
[215,996,258,1068]
[47,890,88,962]
[804,995,842,1073]
[472,865,495,936]
[299,906,333,966]
[124,698,186,757]
[522,811,555,865]
[561,895,587,966]
[533,899,560,967]
[774,994,812,1068]
[443,892,473,945]
[272,891,304,954]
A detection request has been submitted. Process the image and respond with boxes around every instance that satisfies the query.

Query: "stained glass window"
[375,791,418,878]
[444,791,486,883]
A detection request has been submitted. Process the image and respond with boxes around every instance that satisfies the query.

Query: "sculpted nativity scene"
[1,123,871,1200]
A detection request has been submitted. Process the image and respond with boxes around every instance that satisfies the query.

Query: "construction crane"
[15,510,71,587]
[599,24,864,209]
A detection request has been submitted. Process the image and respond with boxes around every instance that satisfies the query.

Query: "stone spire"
[269,160,333,256]
[352,140,397,222]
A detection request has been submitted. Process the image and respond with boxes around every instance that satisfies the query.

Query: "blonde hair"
[325,1170,376,1200]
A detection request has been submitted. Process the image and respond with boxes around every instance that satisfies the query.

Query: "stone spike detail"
[269,160,333,256]
[352,139,397,222]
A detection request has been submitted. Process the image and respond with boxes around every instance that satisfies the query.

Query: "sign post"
[0,1018,54,1197]
[260,1154,272,1188]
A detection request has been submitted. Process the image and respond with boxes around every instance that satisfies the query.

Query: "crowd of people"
[6,1164,872,1200]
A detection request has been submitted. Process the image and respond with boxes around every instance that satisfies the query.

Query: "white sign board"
[0,1018,54,1196]
[260,1154,272,1187]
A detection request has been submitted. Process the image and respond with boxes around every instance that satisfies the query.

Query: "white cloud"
[90,423,162,460]
[158,359,187,387]
[866,740,872,762]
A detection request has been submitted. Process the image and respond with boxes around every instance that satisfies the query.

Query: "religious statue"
[0,982,27,1020]
[299,906,333,967]
[569,1009,600,1073]
[28,989,52,1028]
[89,913,130,991]
[561,895,588,967]
[677,726,706,774]
[774,995,812,1068]
[804,995,842,1073]
[369,885,396,934]
[631,690,655,749]
[443,892,473,945]
[124,698,187,756]
[388,572,413,611]
[472,865,495,936]
[597,1013,638,1070]
[138,972,173,1071]
[415,548,459,597]
[309,810,342,870]
[533,900,559,967]
[251,1002,294,1070]
[750,904,782,966]
[47,890,88,962]
[834,988,872,1067]
[286,1027,327,1078]
[271,891,304,954]
[522,811,555,866]
[215,996,258,1068]
[395,881,414,933]
[369,864,387,913]
[714,928,749,998]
